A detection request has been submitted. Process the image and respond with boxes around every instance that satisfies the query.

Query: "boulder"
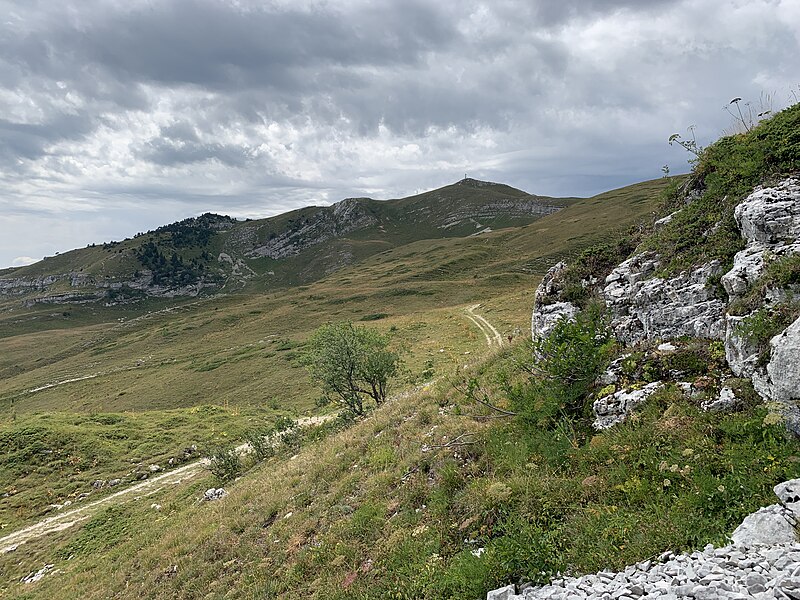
[204,488,227,501]
[531,262,579,339]
[730,504,797,548]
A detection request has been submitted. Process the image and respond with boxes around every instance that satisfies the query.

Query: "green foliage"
[134,241,209,286]
[208,446,242,481]
[359,312,389,321]
[59,505,135,558]
[648,102,800,273]
[303,322,402,416]
[525,304,614,420]
[104,285,147,303]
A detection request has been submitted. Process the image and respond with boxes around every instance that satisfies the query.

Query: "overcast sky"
[1,0,798,268]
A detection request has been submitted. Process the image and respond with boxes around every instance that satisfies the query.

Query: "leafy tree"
[304,322,401,416]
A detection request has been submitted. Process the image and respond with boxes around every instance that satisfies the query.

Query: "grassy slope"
[3,348,797,600]
[0,176,684,593]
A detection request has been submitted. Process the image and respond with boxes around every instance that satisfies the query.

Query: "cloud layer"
[1,0,798,267]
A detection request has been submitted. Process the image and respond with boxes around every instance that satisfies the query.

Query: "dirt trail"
[2,307,504,553]
[0,415,332,554]
[0,460,206,554]
[465,304,504,347]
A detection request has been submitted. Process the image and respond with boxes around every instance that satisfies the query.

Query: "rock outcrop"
[531,262,579,339]
[246,198,379,260]
[602,255,726,345]
[530,176,800,433]
[592,383,663,430]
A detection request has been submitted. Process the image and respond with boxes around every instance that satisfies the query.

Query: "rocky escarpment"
[246,198,379,260]
[488,480,800,600]
[531,177,800,435]
[602,256,726,345]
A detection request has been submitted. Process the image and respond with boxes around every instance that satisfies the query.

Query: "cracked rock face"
[602,255,726,345]
[723,184,800,298]
[592,382,663,430]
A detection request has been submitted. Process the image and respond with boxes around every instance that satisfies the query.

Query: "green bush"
[525,304,613,420]
[208,446,242,481]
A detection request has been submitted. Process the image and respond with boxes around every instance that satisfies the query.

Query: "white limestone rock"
[531,262,579,339]
[730,504,797,548]
[593,382,663,430]
[735,178,800,245]
[487,585,518,600]
[702,386,739,412]
[724,314,760,377]
[722,178,800,302]
[204,487,227,501]
[752,315,800,404]
[602,255,726,345]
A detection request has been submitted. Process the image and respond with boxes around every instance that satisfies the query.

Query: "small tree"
[304,322,401,416]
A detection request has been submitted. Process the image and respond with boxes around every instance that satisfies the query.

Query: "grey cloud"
[0,113,94,161]
[140,137,251,168]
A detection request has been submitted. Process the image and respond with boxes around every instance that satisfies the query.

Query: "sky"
[1,0,798,269]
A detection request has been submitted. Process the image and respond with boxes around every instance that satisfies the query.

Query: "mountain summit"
[0,180,575,306]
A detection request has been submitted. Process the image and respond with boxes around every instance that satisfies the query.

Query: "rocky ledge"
[531,176,800,434]
[488,480,800,600]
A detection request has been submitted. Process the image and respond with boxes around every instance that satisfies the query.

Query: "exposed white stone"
[531,262,579,339]
[730,505,797,548]
[487,584,517,600]
[752,316,800,404]
[775,479,800,520]
[602,255,726,345]
[724,314,760,377]
[735,178,800,245]
[593,382,663,430]
[654,212,679,228]
[702,386,738,412]
[532,302,579,340]
[203,488,227,501]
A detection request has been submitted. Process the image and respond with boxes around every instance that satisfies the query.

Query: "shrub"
[208,446,242,481]
[527,303,614,418]
[303,321,402,416]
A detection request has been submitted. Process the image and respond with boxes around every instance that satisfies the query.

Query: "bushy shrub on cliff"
[498,305,613,430]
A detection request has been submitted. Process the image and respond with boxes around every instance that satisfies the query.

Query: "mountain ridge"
[0,179,575,305]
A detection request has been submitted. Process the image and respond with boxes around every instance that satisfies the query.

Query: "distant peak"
[456,177,497,188]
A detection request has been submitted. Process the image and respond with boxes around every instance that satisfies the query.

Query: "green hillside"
[0,179,575,304]
[5,157,792,600]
